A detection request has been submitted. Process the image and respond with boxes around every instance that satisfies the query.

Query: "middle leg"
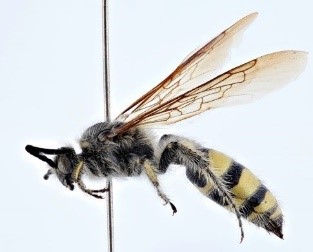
[142,159,177,215]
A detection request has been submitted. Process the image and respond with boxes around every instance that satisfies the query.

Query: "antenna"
[102,0,114,251]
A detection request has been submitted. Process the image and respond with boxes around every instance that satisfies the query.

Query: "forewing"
[116,13,258,122]
[114,51,307,133]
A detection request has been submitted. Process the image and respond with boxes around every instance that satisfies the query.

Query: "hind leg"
[157,134,244,242]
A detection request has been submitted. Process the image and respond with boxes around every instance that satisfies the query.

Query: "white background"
[1,0,312,251]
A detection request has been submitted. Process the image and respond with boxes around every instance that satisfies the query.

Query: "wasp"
[26,13,307,242]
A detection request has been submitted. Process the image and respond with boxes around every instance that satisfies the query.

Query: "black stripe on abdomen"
[186,168,207,188]
[239,185,267,218]
[222,161,243,188]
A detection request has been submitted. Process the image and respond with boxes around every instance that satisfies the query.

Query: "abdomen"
[187,148,283,239]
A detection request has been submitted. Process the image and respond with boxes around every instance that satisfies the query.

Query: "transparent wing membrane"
[116,13,258,123]
[113,13,307,135]
[139,51,307,125]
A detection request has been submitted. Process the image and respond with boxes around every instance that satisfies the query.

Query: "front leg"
[77,179,108,199]
[72,161,108,199]
[143,159,177,215]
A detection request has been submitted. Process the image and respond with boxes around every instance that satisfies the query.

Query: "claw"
[90,193,104,199]
[239,229,244,244]
[169,202,177,215]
